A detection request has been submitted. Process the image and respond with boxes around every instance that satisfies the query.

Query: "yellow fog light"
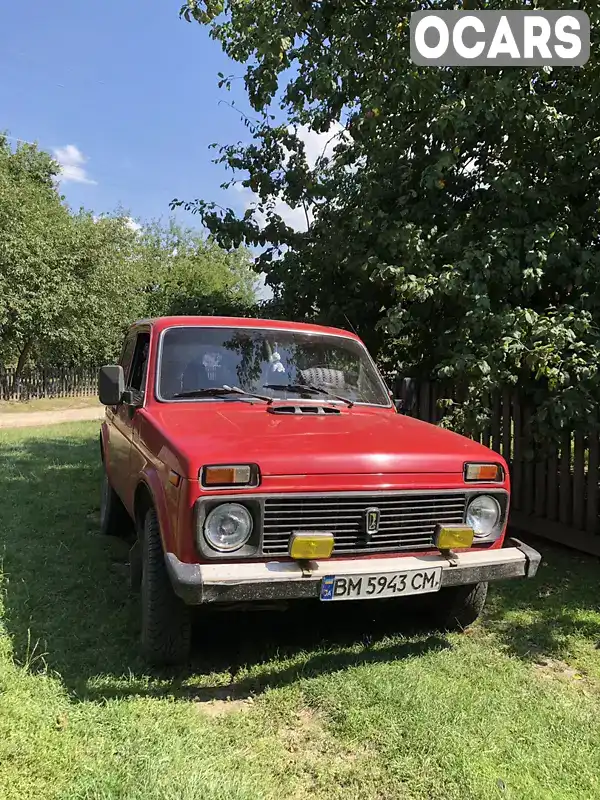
[289,532,334,560]
[435,524,474,551]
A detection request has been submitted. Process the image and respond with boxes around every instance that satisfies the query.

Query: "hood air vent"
[267,405,341,416]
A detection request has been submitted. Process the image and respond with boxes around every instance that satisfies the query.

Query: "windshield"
[157,326,391,406]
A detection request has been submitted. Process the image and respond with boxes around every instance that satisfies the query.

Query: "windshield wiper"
[263,383,354,407]
[172,385,273,403]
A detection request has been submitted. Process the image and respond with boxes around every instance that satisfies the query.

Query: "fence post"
[416,381,430,422]
[573,432,586,530]
[521,406,534,516]
[501,389,512,463]
[490,392,501,455]
[512,393,522,511]
[534,457,547,519]
[586,432,599,535]
[546,445,559,521]
[559,430,572,526]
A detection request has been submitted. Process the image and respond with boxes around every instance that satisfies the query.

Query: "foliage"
[34,210,144,366]
[133,218,259,320]
[0,138,141,371]
[0,136,260,373]
[175,0,600,439]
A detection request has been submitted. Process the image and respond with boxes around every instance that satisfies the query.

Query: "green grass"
[0,396,100,414]
[1,421,600,800]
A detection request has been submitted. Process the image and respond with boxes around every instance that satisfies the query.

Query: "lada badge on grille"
[364,507,380,537]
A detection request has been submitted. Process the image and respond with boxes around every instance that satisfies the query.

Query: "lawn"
[0,396,100,414]
[1,422,600,800]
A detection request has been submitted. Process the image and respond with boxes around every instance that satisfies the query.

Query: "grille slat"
[264,520,463,532]
[265,500,466,510]
[334,542,434,553]
[262,493,467,555]
[264,506,464,520]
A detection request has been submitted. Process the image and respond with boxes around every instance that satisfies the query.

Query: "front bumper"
[165,537,541,605]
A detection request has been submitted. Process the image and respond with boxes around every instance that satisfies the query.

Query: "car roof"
[129,315,360,340]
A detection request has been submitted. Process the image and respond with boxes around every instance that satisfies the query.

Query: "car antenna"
[343,314,359,336]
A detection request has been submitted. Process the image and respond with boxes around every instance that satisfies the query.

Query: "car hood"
[144,402,500,478]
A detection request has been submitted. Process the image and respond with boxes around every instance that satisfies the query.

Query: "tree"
[31,211,146,367]
[133,218,259,319]
[0,135,260,376]
[175,0,600,439]
[0,137,142,374]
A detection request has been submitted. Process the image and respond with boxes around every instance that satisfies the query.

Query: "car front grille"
[262,492,467,556]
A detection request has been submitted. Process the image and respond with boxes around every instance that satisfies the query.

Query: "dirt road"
[0,406,105,429]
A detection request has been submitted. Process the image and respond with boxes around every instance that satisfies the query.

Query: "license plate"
[320,567,442,601]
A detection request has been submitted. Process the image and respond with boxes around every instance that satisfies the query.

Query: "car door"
[124,332,152,509]
[107,331,150,506]
[105,332,135,498]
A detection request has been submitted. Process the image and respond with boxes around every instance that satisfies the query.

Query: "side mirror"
[394,377,416,415]
[98,365,125,406]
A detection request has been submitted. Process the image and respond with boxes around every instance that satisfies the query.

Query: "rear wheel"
[140,507,192,666]
[99,470,131,537]
[129,539,142,592]
[428,582,488,631]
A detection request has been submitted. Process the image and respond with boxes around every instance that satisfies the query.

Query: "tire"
[99,470,131,537]
[129,539,142,592]
[429,582,488,632]
[140,507,192,666]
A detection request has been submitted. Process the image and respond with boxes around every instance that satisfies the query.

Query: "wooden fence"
[395,379,600,556]
[0,367,98,402]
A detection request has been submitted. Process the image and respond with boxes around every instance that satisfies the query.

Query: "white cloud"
[124,217,142,232]
[53,144,97,185]
[232,122,346,233]
[292,122,346,170]
[233,186,312,233]
[277,202,311,231]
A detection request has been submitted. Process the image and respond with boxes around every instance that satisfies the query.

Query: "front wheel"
[140,508,192,666]
[428,582,488,631]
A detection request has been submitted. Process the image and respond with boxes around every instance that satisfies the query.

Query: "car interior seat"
[181,358,211,392]
[299,367,346,390]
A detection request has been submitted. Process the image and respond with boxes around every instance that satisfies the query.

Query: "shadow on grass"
[89,622,451,705]
[0,427,450,703]
[2,427,599,702]
[485,531,600,661]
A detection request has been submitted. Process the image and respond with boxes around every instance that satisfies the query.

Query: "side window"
[128,333,150,393]
[119,334,136,376]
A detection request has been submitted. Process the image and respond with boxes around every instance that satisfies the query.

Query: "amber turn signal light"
[201,464,258,487]
[435,525,474,551]
[464,463,503,482]
[289,532,334,560]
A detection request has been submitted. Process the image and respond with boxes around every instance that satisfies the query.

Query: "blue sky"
[1,0,251,226]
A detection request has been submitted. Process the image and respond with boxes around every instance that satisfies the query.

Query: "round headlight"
[204,503,253,552]
[466,495,501,538]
